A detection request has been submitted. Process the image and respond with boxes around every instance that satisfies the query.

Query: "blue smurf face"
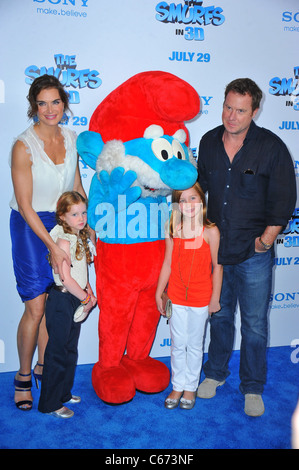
[123,125,197,196]
[77,124,198,201]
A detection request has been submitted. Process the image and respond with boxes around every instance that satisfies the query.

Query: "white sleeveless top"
[9,125,78,212]
[50,225,87,289]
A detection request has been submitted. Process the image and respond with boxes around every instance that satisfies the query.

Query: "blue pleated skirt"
[10,210,56,302]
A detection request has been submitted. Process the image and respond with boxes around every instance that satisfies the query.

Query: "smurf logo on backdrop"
[275,208,299,250]
[281,208,299,248]
[269,66,299,112]
[24,53,102,105]
[155,1,225,42]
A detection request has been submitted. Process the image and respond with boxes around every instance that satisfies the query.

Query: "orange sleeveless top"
[167,230,212,307]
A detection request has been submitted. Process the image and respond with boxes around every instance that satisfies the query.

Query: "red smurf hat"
[89,71,200,146]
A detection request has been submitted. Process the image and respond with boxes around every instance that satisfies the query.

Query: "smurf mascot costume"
[77,71,200,404]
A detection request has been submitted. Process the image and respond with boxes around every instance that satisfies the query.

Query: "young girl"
[38,191,96,418]
[155,182,222,410]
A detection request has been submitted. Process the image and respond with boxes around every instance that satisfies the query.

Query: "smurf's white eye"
[172,140,185,160]
[151,138,173,161]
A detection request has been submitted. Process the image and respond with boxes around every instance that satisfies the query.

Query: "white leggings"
[170,303,209,392]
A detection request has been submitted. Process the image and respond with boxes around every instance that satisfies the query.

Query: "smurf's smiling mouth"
[144,186,158,192]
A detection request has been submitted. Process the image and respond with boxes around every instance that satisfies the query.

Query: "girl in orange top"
[156,182,222,410]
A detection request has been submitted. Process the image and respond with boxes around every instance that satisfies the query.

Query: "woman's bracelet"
[81,293,91,305]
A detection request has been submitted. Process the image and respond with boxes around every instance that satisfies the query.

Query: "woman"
[10,74,86,410]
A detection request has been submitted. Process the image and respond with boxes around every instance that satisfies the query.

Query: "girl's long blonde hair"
[168,182,214,238]
[56,191,92,265]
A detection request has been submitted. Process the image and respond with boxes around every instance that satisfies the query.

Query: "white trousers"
[170,303,209,392]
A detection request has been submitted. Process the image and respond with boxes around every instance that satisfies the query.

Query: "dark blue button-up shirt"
[197,121,296,265]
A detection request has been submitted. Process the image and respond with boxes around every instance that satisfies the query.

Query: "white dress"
[9,124,78,212]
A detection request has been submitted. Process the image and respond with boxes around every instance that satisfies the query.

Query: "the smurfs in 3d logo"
[24,53,101,105]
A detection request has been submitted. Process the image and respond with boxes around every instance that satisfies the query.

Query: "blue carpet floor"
[1,346,298,450]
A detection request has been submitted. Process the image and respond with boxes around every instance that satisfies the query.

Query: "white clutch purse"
[73,304,89,323]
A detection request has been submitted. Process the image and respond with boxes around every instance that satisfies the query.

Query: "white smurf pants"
[169,303,209,392]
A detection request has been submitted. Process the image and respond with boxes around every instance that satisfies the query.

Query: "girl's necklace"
[178,238,196,300]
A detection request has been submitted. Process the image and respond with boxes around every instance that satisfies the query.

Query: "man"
[197,78,296,416]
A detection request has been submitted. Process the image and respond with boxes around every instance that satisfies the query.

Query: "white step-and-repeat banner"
[0,0,298,371]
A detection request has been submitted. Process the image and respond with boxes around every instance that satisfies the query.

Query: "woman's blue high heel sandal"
[14,372,33,411]
[33,362,43,389]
